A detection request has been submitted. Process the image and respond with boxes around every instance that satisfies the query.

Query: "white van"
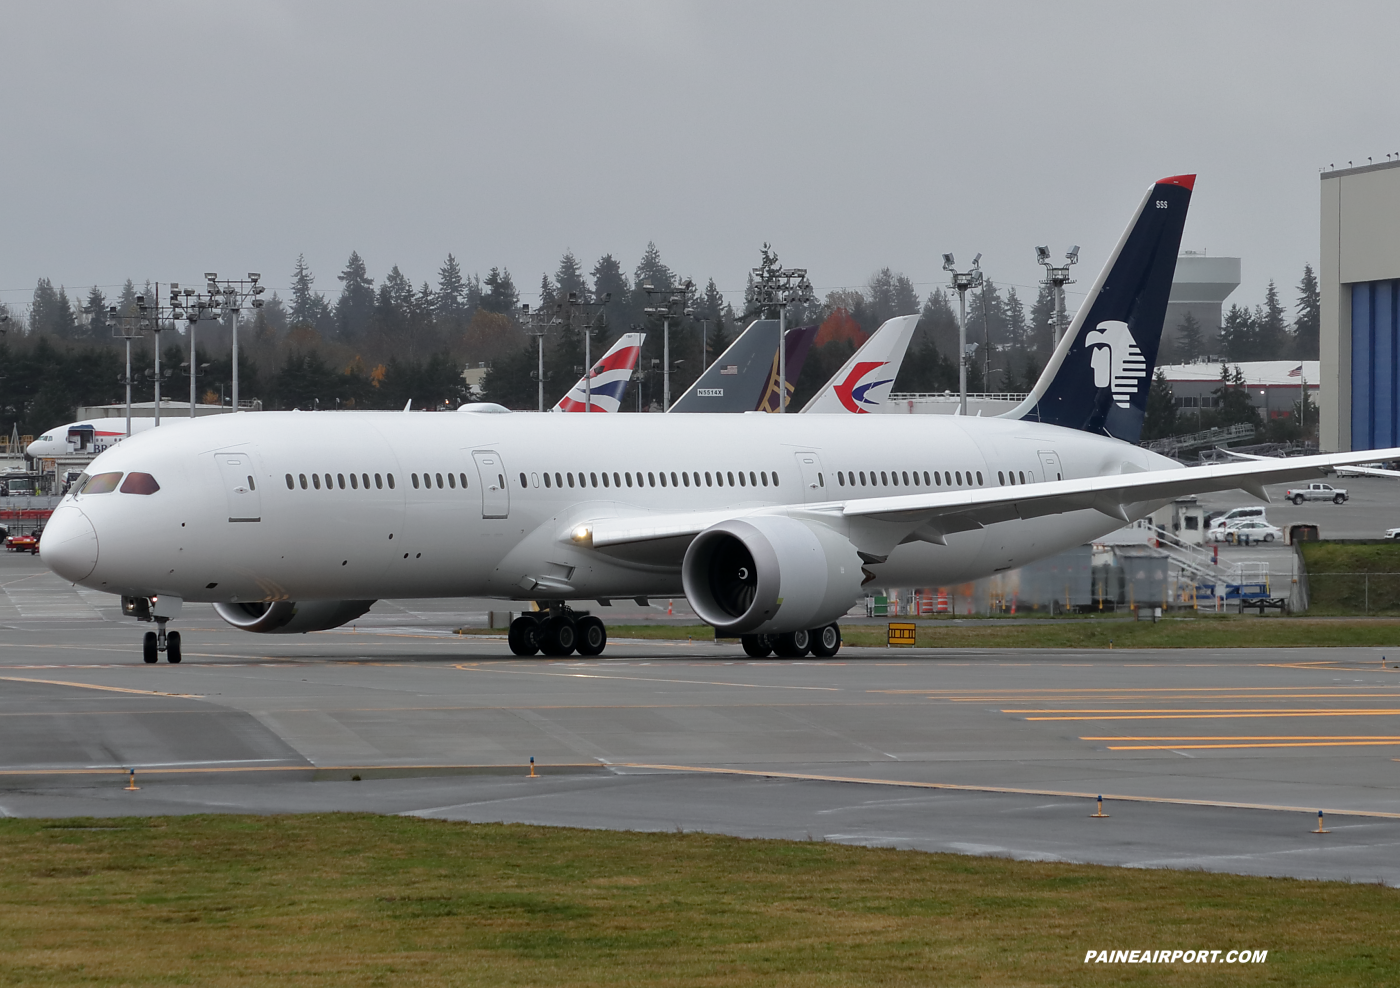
[1208,506,1268,532]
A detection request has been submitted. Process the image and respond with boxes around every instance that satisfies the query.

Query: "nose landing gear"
[506,604,609,657]
[125,596,182,664]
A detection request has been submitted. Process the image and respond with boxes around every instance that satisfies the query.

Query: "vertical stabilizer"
[553,332,645,412]
[1004,175,1194,442]
[800,314,920,413]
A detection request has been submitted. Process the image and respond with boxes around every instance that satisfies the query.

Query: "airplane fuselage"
[43,409,1175,606]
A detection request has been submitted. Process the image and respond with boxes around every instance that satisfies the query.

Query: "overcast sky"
[3,1,1397,321]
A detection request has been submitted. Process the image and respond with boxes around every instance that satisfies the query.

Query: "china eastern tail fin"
[1004,175,1194,442]
[800,314,920,413]
[553,332,645,412]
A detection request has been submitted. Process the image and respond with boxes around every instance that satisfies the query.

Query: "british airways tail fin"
[553,332,645,412]
[1004,175,1194,443]
[800,314,920,413]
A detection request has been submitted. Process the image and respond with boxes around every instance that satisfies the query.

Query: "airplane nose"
[41,504,99,582]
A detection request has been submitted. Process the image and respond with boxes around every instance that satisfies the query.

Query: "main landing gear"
[508,604,607,657]
[124,596,181,664]
[741,623,841,659]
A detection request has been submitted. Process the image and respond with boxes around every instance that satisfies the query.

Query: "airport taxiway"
[4,549,1400,885]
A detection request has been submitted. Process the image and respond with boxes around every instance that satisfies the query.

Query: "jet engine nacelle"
[212,599,376,634]
[682,516,863,636]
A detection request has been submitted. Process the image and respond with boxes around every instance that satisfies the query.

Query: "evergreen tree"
[1210,363,1261,431]
[481,267,518,314]
[83,286,107,338]
[700,278,725,321]
[335,250,375,338]
[1172,311,1204,363]
[538,273,556,308]
[555,250,589,300]
[1256,279,1288,357]
[1141,369,1178,440]
[436,254,469,321]
[1219,303,1257,361]
[917,288,959,358]
[1295,263,1320,358]
[52,286,77,338]
[1029,282,1056,355]
[289,254,320,328]
[1003,287,1027,347]
[30,278,59,335]
[633,241,673,291]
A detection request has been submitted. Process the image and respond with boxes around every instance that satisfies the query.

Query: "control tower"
[1166,251,1240,355]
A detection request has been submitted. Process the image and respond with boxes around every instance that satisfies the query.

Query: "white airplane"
[801,314,920,414]
[552,332,645,412]
[40,174,1396,665]
[26,418,156,459]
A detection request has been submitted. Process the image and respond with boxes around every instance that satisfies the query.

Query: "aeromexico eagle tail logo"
[834,361,894,414]
[1084,320,1147,408]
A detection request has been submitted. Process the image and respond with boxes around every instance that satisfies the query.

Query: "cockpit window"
[81,472,123,494]
[120,472,161,495]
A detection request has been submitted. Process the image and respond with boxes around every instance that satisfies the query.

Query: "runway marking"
[0,762,602,777]
[1005,707,1400,714]
[1081,735,1400,741]
[877,686,1399,695]
[1023,711,1400,721]
[620,763,1400,820]
[0,675,202,698]
[451,663,840,692]
[1102,741,1400,750]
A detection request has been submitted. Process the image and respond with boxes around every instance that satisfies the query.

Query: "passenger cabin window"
[387,474,395,489]
[120,472,160,495]
[411,474,419,488]
[350,473,359,489]
[286,473,295,489]
[313,474,322,489]
[299,474,308,489]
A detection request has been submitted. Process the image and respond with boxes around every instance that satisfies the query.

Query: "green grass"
[1,815,1395,986]
[1302,542,1400,615]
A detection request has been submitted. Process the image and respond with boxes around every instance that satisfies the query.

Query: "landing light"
[571,525,593,545]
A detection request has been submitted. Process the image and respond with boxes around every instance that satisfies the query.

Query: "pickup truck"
[1284,482,1348,505]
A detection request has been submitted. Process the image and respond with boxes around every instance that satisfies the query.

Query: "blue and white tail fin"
[1005,175,1194,443]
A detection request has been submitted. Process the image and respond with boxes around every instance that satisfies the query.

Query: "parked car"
[1285,482,1348,504]
[1207,506,1268,533]
[1209,520,1283,544]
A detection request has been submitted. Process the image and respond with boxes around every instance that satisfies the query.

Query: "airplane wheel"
[508,616,541,656]
[772,629,811,658]
[741,634,773,658]
[809,623,841,658]
[166,631,182,664]
[575,616,607,656]
[142,632,158,664]
[539,616,577,657]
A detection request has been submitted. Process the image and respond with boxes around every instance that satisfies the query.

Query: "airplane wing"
[801,314,920,413]
[588,447,1400,558]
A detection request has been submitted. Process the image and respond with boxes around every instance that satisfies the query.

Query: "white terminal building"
[1155,360,1318,420]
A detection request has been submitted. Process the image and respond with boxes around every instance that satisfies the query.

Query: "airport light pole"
[203,274,266,412]
[1036,245,1079,348]
[520,304,552,412]
[943,253,983,416]
[749,245,814,413]
[643,280,695,412]
[554,291,612,411]
[107,306,142,437]
[168,286,223,417]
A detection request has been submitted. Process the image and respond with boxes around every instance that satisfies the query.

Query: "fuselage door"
[1038,450,1063,482]
[472,450,510,519]
[794,451,827,503]
[215,452,261,522]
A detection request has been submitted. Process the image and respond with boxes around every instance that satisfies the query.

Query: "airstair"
[1129,523,1279,609]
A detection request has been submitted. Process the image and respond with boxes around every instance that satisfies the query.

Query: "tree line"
[1,247,1321,440]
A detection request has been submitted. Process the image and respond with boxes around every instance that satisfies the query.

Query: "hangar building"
[1320,159,1400,451]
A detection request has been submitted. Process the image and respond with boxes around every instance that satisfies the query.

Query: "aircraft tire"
[539,616,578,657]
[143,632,158,664]
[809,623,841,658]
[166,631,182,664]
[772,629,811,658]
[741,634,774,658]
[508,616,541,656]
[575,616,607,656]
